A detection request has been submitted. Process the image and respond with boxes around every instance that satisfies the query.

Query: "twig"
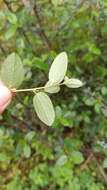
[80,150,107,183]
[80,153,93,171]
[93,153,107,183]
[11,82,64,93]
[33,2,52,50]
[21,29,36,55]
[3,0,12,10]
[11,86,45,93]
[0,45,6,56]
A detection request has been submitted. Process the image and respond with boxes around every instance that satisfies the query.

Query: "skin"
[0,81,12,114]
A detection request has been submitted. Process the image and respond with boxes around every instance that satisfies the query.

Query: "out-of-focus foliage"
[0,0,107,189]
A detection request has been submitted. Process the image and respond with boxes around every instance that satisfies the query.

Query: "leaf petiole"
[11,82,64,93]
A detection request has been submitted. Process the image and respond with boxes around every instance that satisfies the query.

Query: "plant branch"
[11,83,64,93]
[0,45,6,56]
[3,0,12,10]
[33,2,52,50]
[93,153,107,183]
[80,153,93,171]
[11,86,45,93]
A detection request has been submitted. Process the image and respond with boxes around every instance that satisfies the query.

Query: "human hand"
[0,81,12,114]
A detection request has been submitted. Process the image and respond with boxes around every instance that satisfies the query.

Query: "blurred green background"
[0,0,107,189]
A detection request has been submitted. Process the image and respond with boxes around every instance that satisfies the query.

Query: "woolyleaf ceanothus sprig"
[0,52,83,126]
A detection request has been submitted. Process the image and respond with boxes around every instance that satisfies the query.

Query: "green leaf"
[0,52,25,88]
[23,144,31,158]
[49,52,68,83]
[64,76,83,88]
[71,151,84,164]
[56,155,68,166]
[101,86,107,95]
[103,158,107,168]
[52,0,63,6]
[60,118,73,127]
[6,12,17,24]
[33,92,55,126]
[94,103,101,114]
[44,81,60,93]
[52,0,58,6]
[0,153,9,162]
[6,177,23,190]
[25,131,36,142]
[5,25,17,40]
[89,45,101,56]
[85,97,95,106]
[33,57,49,71]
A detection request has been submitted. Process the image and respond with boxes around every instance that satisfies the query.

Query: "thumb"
[0,81,12,114]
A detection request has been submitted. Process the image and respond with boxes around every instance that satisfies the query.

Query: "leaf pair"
[44,52,68,94]
[34,52,82,126]
[33,52,68,126]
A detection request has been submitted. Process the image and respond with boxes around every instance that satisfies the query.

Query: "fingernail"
[0,82,12,113]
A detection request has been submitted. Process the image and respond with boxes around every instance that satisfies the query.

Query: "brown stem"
[0,45,6,56]
[93,153,107,183]
[22,30,36,54]
[3,0,12,10]
[80,153,93,171]
[33,2,52,50]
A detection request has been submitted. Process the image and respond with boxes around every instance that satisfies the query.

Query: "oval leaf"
[49,52,68,83]
[56,155,68,166]
[64,76,83,88]
[5,25,17,40]
[103,158,107,168]
[33,92,55,126]
[0,52,25,88]
[6,12,17,24]
[44,81,60,94]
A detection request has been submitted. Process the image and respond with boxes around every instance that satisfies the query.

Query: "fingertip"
[0,81,12,113]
